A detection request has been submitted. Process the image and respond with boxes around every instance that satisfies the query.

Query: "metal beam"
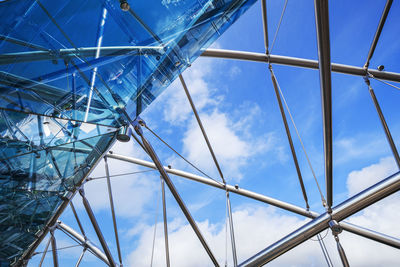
[104,157,124,266]
[56,221,111,266]
[365,79,400,169]
[133,124,220,266]
[364,0,393,69]
[79,188,116,267]
[239,171,400,266]
[201,48,400,83]
[260,0,269,53]
[161,178,171,267]
[50,230,59,267]
[74,248,86,267]
[106,153,400,249]
[314,0,333,210]
[269,67,309,209]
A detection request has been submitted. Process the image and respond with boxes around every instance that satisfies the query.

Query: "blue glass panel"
[0,0,256,265]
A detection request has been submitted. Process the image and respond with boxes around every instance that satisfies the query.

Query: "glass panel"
[0,0,256,265]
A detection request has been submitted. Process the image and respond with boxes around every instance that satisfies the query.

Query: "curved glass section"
[0,0,256,265]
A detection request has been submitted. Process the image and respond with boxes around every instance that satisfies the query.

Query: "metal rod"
[201,49,400,83]
[106,153,400,249]
[104,157,124,266]
[260,0,269,53]
[84,7,108,122]
[239,171,400,266]
[269,66,309,209]
[38,237,51,267]
[69,201,86,237]
[57,221,111,266]
[314,0,333,210]
[317,234,333,267]
[226,191,238,267]
[79,188,116,267]
[75,248,87,267]
[364,0,393,69]
[365,79,400,169]
[161,178,171,267]
[334,235,350,267]
[339,221,400,248]
[50,230,59,267]
[179,74,225,183]
[133,123,220,266]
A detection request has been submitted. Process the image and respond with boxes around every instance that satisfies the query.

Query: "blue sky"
[28,0,400,266]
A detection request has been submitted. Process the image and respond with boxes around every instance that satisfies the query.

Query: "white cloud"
[80,140,158,218]
[334,134,388,165]
[145,58,284,180]
[182,109,274,180]
[347,156,397,197]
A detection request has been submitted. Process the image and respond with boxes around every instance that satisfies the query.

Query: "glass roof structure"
[0,0,256,265]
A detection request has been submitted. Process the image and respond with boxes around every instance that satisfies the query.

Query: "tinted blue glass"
[0,0,256,265]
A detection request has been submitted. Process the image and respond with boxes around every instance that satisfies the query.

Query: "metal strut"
[364,77,400,169]
[314,0,333,211]
[179,74,238,265]
[104,157,124,266]
[240,171,400,266]
[269,66,310,210]
[132,120,220,266]
[161,177,171,267]
[79,187,116,267]
[328,220,350,267]
[50,229,59,267]
[364,0,393,69]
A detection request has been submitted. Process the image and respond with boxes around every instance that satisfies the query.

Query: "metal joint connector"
[328,220,342,236]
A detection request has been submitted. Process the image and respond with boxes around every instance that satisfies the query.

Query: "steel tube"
[38,238,51,267]
[107,152,314,217]
[270,67,309,209]
[240,171,400,266]
[261,0,269,53]
[104,157,124,265]
[367,84,400,168]
[57,221,111,266]
[133,126,220,267]
[180,74,225,182]
[107,153,400,249]
[69,202,86,237]
[201,49,400,83]
[364,0,393,68]
[74,248,86,267]
[227,192,238,267]
[314,0,333,209]
[339,221,400,249]
[80,189,116,267]
[161,178,171,267]
[335,236,350,267]
[50,231,59,267]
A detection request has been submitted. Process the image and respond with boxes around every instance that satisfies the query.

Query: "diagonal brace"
[132,120,220,267]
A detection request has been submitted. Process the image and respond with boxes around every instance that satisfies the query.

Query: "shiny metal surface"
[240,171,400,266]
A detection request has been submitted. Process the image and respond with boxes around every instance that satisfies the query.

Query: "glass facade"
[0,0,256,265]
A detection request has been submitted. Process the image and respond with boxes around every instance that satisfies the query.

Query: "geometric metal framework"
[2,0,400,266]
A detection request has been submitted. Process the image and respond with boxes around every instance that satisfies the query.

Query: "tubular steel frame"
[14,0,400,266]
